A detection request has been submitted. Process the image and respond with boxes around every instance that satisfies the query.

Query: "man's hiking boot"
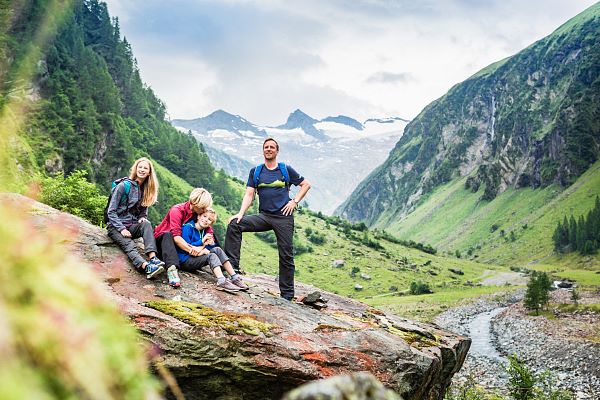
[167,265,181,288]
[145,257,165,279]
[216,279,241,292]
[230,276,249,291]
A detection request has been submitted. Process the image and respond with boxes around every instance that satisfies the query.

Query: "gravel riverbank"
[434,289,600,399]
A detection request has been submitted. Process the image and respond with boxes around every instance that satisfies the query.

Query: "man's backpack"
[103,177,132,224]
[252,162,290,192]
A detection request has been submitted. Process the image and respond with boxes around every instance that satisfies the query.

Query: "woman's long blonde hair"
[128,157,159,207]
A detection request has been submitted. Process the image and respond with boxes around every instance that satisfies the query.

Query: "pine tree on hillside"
[554,197,599,255]
[576,215,586,252]
[569,215,577,248]
[524,271,551,315]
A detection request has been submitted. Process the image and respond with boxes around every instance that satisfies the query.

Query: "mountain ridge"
[338,2,600,226]
[172,109,409,213]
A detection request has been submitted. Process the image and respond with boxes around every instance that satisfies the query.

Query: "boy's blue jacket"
[177,221,217,264]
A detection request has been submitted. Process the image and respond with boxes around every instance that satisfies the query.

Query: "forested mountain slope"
[338,4,600,229]
[1,0,240,221]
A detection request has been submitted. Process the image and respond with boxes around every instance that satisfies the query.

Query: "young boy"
[178,208,248,292]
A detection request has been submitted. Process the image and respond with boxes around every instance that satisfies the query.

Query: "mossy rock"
[387,326,439,349]
[145,300,274,336]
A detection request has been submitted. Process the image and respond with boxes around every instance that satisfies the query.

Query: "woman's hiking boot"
[145,257,165,279]
[167,265,181,288]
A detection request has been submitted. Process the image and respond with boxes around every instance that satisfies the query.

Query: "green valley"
[382,161,600,268]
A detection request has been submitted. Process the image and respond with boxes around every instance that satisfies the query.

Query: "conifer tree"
[569,215,577,249]
[576,215,586,252]
[524,271,551,315]
[562,215,569,243]
[552,220,564,251]
[537,272,552,308]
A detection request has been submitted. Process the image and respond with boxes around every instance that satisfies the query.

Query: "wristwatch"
[292,198,299,205]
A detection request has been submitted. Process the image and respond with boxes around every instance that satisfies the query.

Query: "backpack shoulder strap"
[278,162,290,185]
[122,179,131,194]
[253,164,264,188]
[121,179,131,205]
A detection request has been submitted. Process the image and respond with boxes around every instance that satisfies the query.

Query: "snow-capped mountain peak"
[171,109,266,138]
[172,110,409,213]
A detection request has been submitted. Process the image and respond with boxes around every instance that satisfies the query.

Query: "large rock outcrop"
[11,194,470,400]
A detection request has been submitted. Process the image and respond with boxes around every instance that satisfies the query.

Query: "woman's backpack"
[103,177,132,224]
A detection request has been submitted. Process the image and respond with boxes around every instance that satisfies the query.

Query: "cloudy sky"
[105,0,597,126]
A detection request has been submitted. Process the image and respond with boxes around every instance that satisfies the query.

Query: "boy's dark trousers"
[225,213,295,300]
[155,231,180,268]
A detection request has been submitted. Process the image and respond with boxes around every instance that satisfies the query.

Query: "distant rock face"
[278,109,325,140]
[322,115,364,131]
[338,4,600,224]
[20,194,470,400]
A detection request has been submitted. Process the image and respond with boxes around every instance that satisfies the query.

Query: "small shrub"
[307,232,326,245]
[571,289,580,306]
[39,170,107,226]
[445,374,503,400]
[507,354,536,400]
[505,354,575,400]
[409,281,432,295]
[293,238,313,256]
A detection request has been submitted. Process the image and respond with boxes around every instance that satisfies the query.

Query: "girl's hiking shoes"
[145,257,165,279]
[167,265,181,288]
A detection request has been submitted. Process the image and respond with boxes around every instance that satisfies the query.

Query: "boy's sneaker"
[230,276,249,291]
[145,257,165,279]
[167,265,181,288]
[148,256,165,269]
[216,279,241,292]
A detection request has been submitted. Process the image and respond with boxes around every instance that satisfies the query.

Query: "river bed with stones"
[434,289,600,399]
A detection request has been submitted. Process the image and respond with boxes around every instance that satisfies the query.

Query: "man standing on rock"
[225,137,311,301]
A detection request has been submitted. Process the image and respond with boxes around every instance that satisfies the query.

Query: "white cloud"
[104,0,598,125]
